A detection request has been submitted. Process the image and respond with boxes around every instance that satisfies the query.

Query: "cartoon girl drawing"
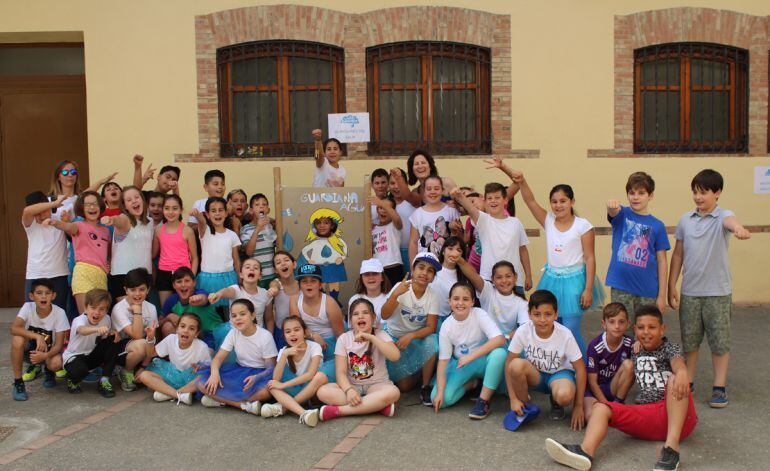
[299,208,348,300]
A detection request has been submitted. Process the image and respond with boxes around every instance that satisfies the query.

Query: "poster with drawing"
[279,187,367,303]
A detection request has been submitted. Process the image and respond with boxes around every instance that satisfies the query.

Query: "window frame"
[366,41,491,156]
[217,40,345,158]
[633,42,749,154]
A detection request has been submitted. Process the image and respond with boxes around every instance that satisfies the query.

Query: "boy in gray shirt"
[668,169,750,409]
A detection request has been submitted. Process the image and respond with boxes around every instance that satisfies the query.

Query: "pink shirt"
[158,223,191,271]
[72,221,110,272]
[334,329,393,386]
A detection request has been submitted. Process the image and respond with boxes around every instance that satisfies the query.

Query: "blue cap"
[502,403,540,432]
[411,252,442,272]
[295,264,323,280]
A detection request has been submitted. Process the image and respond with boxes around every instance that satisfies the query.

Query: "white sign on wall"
[754,167,770,194]
[328,113,370,143]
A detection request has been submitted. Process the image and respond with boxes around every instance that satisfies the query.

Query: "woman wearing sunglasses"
[49,161,118,221]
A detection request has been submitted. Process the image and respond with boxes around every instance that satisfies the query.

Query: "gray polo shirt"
[675,206,735,296]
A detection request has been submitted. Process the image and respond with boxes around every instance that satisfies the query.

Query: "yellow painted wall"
[1,0,768,303]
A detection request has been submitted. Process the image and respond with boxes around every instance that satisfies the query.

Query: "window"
[634,43,748,153]
[217,41,345,157]
[366,42,491,155]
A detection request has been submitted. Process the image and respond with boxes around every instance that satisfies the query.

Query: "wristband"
[344,386,354,395]
[146,337,156,345]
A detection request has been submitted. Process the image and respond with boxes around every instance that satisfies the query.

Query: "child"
[312,129,345,187]
[513,172,603,352]
[240,193,278,288]
[22,191,70,311]
[100,181,123,218]
[271,251,300,347]
[463,191,484,273]
[139,312,212,405]
[102,186,154,302]
[197,299,277,413]
[261,316,332,426]
[226,188,248,234]
[381,252,441,405]
[388,168,416,270]
[370,168,390,224]
[208,258,276,332]
[62,289,113,395]
[348,259,391,326]
[545,305,697,471]
[408,175,461,262]
[299,208,348,301]
[146,191,165,226]
[10,280,70,400]
[668,169,750,408]
[429,236,469,321]
[45,191,111,315]
[606,171,670,314]
[505,290,586,427]
[583,303,634,420]
[188,169,226,227]
[132,154,180,197]
[432,282,507,419]
[316,298,401,421]
[191,197,242,311]
[153,194,198,307]
[107,268,158,394]
[289,264,345,360]
[160,267,224,345]
[369,195,403,286]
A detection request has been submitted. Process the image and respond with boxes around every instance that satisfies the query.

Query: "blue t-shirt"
[605,206,670,298]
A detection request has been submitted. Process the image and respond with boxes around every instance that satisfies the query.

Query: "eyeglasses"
[83,202,100,208]
[60,169,78,176]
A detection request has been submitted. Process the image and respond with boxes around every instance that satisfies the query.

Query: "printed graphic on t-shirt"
[400,306,426,324]
[553,242,564,254]
[617,219,652,268]
[28,326,53,348]
[348,351,374,380]
[419,217,451,257]
[525,345,563,372]
[635,355,671,399]
[373,230,390,255]
[458,343,470,356]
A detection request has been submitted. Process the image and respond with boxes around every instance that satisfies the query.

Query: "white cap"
[359,258,384,274]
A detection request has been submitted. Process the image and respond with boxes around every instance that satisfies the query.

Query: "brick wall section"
[590,8,770,158]
[178,5,519,162]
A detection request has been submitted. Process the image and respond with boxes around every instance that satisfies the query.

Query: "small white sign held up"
[754,167,770,194]
[328,113,370,143]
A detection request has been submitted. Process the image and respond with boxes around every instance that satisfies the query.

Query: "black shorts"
[155,269,175,292]
[108,274,126,300]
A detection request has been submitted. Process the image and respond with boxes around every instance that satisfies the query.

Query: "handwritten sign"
[754,167,770,194]
[328,113,370,143]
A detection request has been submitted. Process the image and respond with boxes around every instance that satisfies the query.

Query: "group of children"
[11,133,751,470]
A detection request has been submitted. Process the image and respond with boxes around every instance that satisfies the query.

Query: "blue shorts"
[585,382,615,401]
[534,369,575,393]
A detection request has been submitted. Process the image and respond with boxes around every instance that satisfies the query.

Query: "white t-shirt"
[544,213,593,268]
[17,302,70,342]
[154,334,212,371]
[348,293,388,326]
[220,326,278,368]
[111,299,158,339]
[385,282,440,338]
[409,205,460,257]
[63,313,112,364]
[200,229,241,273]
[395,200,416,248]
[24,219,69,279]
[479,281,530,338]
[508,322,582,374]
[439,308,502,360]
[476,211,529,282]
[372,222,402,267]
[429,267,457,318]
[277,340,323,376]
[313,159,346,188]
[227,284,272,328]
[187,198,208,224]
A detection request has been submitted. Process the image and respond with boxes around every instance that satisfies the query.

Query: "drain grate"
[0,426,16,443]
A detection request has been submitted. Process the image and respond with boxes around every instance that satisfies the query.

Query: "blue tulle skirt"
[196,270,238,308]
[536,264,605,318]
[321,336,337,362]
[146,358,198,390]
[386,333,438,382]
[279,360,336,396]
[196,363,273,402]
[202,322,237,365]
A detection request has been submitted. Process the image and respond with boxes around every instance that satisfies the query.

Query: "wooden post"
[273,167,283,250]
[363,174,372,258]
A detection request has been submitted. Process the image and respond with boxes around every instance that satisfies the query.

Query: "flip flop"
[503,403,541,431]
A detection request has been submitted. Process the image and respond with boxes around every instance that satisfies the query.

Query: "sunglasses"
[60,169,78,176]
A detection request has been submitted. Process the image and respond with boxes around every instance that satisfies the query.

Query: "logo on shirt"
[525,345,562,372]
[617,219,652,268]
[459,343,470,356]
[635,355,671,390]
[400,307,426,325]
[348,351,374,380]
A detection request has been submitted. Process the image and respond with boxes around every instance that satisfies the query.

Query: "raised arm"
[606,199,621,218]
[450,187,479,223]
[390,167,422,208]
[132,154,145,189]
[22,195,65,227]
[368,196,402,230]
[511,172,547,227]
[85,172,119,193]
[456,257,484,292]
[101,213,132,236]
[484,156,520,199]
[44,212,79,236]
[312,129,325,168]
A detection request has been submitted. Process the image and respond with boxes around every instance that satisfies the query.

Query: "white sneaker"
[241,401,262,415]
[201,395,223,407]
[176,392,193,406]
[153,391,173,402]
[260,403,285,418]
[299,409,319,427]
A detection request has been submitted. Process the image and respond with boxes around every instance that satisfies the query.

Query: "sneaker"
[320,405,340,422]
[98,378,116,398]
[12,381,28,401]
[43,370,56,389]
[22,364,42,382]
[299,409,320,427]
[653,446,680,471]
[420,385,433,406]
[176,392,193,406]
[380,403,396,417]
[201,395,223,408]
[118,370,137,392]
[241,401,262,416]
[709,389,728,409]
[83,368,101,383]
[153,391,174,402]
[260,403,285,418]
[55,369,67,379]
[545,438,593,471]
[549,395,566,420]
[67,380,82,394]
[469,398,490,419]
